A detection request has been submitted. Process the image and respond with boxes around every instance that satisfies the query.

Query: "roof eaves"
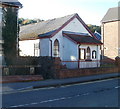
[63,32,103,45]
[1,1,22,8]
[63,33,78,44]
[78,42,102,45]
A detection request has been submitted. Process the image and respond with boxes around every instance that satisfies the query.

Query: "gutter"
[78,44,81,68]
[49,39,52,57]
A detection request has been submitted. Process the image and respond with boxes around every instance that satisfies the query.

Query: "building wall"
[79,45,100,68]
[118,21,120,57]
[61,44,101,69]
[102,21,119,59]
[19,17,92,58]
[40,38,50,56]
[19,17,101,69]
[19,39,40,56]
[50,17,101,69]
[51,17,92,60]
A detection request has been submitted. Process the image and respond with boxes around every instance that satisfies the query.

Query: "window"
[34,43,40,56]
[92,50,97,59]
[86,47,91,59]
[79,48,86,60]
[54,39,59,57]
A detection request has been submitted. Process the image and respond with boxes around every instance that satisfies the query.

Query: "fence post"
[3,67,9,75]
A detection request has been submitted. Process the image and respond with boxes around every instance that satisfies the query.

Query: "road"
[2,78,120,108]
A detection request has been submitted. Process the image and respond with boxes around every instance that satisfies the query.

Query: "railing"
[61,60,100,69]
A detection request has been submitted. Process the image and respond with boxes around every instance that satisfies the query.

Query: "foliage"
[87,24,101,34]
[4,56,56,79]
[18,18,44,26]
[2,7,18,65]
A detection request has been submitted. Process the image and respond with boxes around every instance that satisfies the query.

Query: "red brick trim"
[62,60,100,62]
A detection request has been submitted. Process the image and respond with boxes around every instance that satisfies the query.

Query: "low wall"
[1,75,43,83]
[56,67,118,79]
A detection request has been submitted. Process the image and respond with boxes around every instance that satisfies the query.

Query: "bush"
[4,56,56,79]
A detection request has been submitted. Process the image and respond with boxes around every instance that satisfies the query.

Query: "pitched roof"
[63,31,102,45]
[0,0,22,8]
[20,13,77,40]
[101,7,120,23]
[19,13,96,40]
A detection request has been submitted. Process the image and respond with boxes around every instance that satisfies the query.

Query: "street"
[2,78,120,107]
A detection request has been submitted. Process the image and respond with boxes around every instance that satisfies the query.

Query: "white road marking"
[115,86,120,89]
[9,92,92,108]
[10,97,70,108]
[82,93,89,96]
[16,86,33,91]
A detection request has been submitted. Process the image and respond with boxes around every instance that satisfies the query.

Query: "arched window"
[54,39,59,57]
[86,47,91,59]
[92,50,97,59]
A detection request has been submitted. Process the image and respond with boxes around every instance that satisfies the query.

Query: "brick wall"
[1,75,43,83]
[53,58,119,79]
[56,67,118,79]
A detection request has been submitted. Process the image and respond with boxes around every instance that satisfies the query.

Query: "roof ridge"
[101,7,120,23]
[20,13,77,27]
[20,13,78,40]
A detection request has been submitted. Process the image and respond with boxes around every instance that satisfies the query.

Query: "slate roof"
[19,13,96,40]
[0,0,22,8]
[101,7,120,23]
[63,31,102,45]
[19,13,77,40]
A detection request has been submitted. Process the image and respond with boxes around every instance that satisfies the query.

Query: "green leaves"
[87,24,101,34]
[18,18,44,26]
[2,7,18,65]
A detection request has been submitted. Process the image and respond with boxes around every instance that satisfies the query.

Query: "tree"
[2,7,18,65]
[18,18,44,26]
[87,24,101,34]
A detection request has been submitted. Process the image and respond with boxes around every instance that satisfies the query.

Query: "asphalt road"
[2,78,120,108]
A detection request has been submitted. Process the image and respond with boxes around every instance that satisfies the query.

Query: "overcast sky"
[18,0,119,25]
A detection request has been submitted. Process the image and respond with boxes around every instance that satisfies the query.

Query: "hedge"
[3,56,56,79]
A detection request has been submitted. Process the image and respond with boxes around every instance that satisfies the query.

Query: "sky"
[18,0,119,26]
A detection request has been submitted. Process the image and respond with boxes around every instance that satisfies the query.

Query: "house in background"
[101,7,120,60]
[19,13,102,69]
[0,0,22,65]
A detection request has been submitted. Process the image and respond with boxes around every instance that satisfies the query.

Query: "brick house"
[101,7,120,60]
[19,13,102,69]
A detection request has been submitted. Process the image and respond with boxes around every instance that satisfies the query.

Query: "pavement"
[1,72,120,93]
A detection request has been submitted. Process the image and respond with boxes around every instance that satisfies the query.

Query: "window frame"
[79,48,86,60]
[86,46,91,60]
[53,39,60,57]
[92,50,97,59]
